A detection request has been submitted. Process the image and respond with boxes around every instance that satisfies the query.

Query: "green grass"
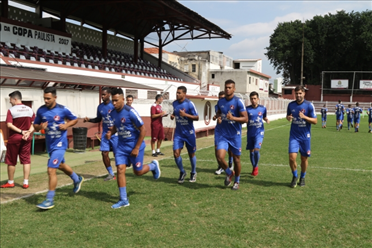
[1,116,371,247]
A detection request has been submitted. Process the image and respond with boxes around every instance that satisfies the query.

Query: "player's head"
[224,79,235,97]
[8,90,22,106]
[338,100,341,103]
[155,94,163,104]
[101,87,111,102]
[218,91,225,100]
[323,104,326,107]
[356,102,359,106]
[249,91,259,107]
[126,95,134,106]
[43,87,57,109]
[176,86,187,101]
[348,104,351,107]
[111,88,125,111]
[294,85,305,104]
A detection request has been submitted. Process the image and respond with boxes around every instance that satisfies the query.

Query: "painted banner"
[0,22,71,54]
[331,79,348,89]
[360,80,372,90]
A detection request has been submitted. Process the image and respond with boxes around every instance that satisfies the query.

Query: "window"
[192,64,196,72]
[249,77,251,84]
[255,79,258,85]
[211,74,215,79]
[284,89,292,95]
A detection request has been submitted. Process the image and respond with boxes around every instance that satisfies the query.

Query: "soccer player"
[213,91,233,175]
[367,103,372,133]
[106,88,161,209]
[34,87,84,209]
[353,102,363,132]
[215,80,248,190]
[286,85,317,188]
[246,91,269,177]
[84,87,117,181]
[171,86,199,183]
[151,94,168,157]
[126,95,134,107]
[346,104,354,130]
[1,91,35,189]
[320,104,327,128]
[335,100,344,131]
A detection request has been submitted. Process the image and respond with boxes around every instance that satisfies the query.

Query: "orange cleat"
[1,182,15,188]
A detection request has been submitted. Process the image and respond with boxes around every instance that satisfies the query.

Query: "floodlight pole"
[321,71,324,102]
[350,71,356,102]
[300,22,304,86]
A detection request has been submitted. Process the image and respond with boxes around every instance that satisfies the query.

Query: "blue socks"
[225,167,233,176]
[119,187,127,201]
[46,190,55,201]
[190,156,197,174]
[292,170,298,178]
[148,161,156,171]
[107,166,114,176]
[235,175,240,183]
[253,150,260,168]
[70,172,79,183]
[250,152,256,167]
[301,171,306,178]
[228,156,233,167]
[175,156,185,173]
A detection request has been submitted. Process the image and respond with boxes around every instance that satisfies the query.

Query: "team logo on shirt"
[300,109,306,114]
[121,117,126,123]
[108,109,111,114]
[259,142,262,146]
[135,162,141,168]
[54,115,60,121]
[230,105,235,110]
[258,112,262,116]
[53,159,59,165]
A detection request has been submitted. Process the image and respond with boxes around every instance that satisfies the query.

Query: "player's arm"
[263,117,270,124]
[59,119,78,131]
[299,112,317,124]
[84,116,102,123]
[227,110,248,123]
[6,122,25,135]
[131,124,145,157]
[106,125,116,140]
[179,110,199,120]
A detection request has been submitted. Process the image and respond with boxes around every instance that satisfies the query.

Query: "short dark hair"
[44,87,57,95]
[348,104,351,107]
[338,100,341,103]
[294,85,305,92]
[225,79,235,86]
[155,94,163,101]
[111,88,124,96]
[102,87,111,94]
[249,91,259,98]
[356,102,359,106]
[177,86,187,93]
[218,91,225,96]
[9,90,22,100]
[126,94,133,99]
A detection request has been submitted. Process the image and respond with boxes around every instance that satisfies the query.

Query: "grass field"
[1,115,371,247]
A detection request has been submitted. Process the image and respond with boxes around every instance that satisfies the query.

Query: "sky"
[161,1,371,82]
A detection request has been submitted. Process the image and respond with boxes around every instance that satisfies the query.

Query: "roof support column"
[158,38,163,68]
[133,36,138,63]
[1,0,8,18]
[35,4,42,18]
[140,37,144,60]
[102,26,108,59]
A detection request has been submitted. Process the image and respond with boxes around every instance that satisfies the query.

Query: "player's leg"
[214,133,224,174]
[156,127,164,155]
[132,147,161,179]
[228,141,241,190]
[185,136,197,182]
[288,138,300,188]
[297,137,311,187]
[228,149,233,169]
[369,120,372,132]
[1,143,19,188]
[173,136,187,183]
[19,139,31,188]
[151,127,159,157]
[100,136,116,180]
[58,162,84,193]
[111,151,130,209]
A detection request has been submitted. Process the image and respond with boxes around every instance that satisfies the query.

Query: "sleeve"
[31,112,36,122]
[189,101,198,116]
[214,105,218,114]
[287,103,291,116]
[5,109,13,123]
[34,108,42,125]
[216,100,221,113]
[263,107,267,118]
[238,99,246,114]
[64,107,77,120]
[151,105,156,115]
[96,106,102,119]
[130,109,144,127]
[308,103,316,118]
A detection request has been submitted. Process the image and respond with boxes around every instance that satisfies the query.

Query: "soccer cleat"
[178,171,187,184]
[104,174,116,181]
[189,172,197,183]
[152,160,161,179]
[156,152,164,156]
[111,199,130,209]
[251,167,259,176]
[368,130,371,133]
[73,175,84,193]
[231,182,239,190]
[224,171,235,187]
[0,182,15,188]
[152,153,157,157]
[290,176,299,188]
[228,162,233,170]
[36,199,54,210]
[22,184,29,189]
[214,167,224,175]
[299,177,305,187]
[351,124,354,128]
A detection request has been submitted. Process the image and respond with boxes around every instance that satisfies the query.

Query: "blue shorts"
[214,128,220,146]
[288,135,311,157]
[321,117,327,122]
[216,136,241,156]
[354,118,360,124]
[369,118,372,123]
[347,117,353,123]
[336,114,343,121]
[48,149,66,168]
[173,134,196,154]
[115,146,145,171]
[100,135,118,153]
[246,134,264,150]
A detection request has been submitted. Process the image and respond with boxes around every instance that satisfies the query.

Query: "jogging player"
[346,104,354,130]
[150,94,168,157]
[286,85,317,188]
[320,104,327,128]
[353,102,363,132]
[246,91,269,177]
[34,87,84,209]
[367,103,372,133]
[106,88,161,209]
[84,87,117,181]
[335,100,344,131]
[171,86,199,184]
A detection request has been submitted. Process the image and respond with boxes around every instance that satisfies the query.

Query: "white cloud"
[227,36,269,60]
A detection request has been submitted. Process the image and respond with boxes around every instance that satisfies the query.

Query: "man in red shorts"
[151,94,168,157]
[1,91,35,189]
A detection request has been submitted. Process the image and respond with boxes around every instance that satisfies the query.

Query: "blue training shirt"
[321,108,327,118]
[335,104,344,115]
[353,107,363,119]
[110,105,145,151]
[368,107,372,119]
[96,101,115,136]
[346,108,354,120]
[34,104,77,152]
[246,104,267,137]
[216,96,246,138]
[287,100,316,139]
[214,105,221,134]
[172,98,198,137]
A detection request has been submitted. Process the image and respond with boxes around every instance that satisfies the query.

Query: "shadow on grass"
[241,175,289,187]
